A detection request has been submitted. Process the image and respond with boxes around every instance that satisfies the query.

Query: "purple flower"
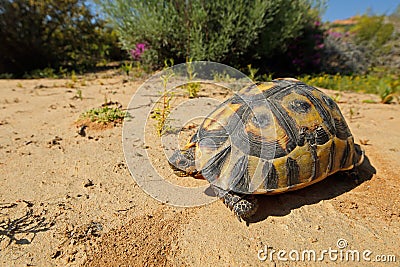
[130,43,147,60]
[136,43,146,51]
[328,31,343,39]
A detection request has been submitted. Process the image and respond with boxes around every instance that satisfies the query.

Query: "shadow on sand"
[0,206,55,246]
[245,153,376,224]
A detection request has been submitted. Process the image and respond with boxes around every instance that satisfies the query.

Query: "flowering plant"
[286,18,325,73]
[130,43,147,61]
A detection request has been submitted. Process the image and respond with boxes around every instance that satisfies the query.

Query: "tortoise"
[168,78,364,221]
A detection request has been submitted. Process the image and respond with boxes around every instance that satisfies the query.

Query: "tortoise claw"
[221,192,258,221]
[232,197,258,221]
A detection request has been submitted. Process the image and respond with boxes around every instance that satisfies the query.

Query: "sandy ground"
[0,71,399,266]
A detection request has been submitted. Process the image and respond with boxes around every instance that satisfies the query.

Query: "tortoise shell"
[181,79,363,195]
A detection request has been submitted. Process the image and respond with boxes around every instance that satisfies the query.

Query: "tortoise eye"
[178,159,188,167]
[289,99,311,113]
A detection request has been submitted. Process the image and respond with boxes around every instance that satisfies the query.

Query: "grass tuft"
[79,106,128,124]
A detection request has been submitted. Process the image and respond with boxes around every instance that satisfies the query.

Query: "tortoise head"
[168,146,199,177]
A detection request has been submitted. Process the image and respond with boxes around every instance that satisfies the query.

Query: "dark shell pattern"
[190,79,361,194]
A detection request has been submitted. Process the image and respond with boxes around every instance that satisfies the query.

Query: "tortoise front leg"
[211,186,258,221]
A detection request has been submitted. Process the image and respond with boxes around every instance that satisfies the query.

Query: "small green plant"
[66,81,75,88]
[0,73,13,79]
[120,62,133,76]
[378,80,399,104]
[132,62,145,78]
[380,86,393,104]
[103,94,108,105]
[80,106,128,124]
[212,71,234,82]
[184,58,200,98]
[331,93,341,102]
[16,82,23,88]
[164,58,174,69]
[24,68,58,79]
[260,73,274,82]
[362,99,377,104]
[76,89,83,100]
[152,70,174,136]
[59,66,68,78]
[71,70,78,83]
[349,107,354,120]
[185,83,201,98]
[247,64,259,82]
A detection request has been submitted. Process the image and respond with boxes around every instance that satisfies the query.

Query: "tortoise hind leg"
[212,186,258,221]
[349,144,365,184]
[227,194,258,221]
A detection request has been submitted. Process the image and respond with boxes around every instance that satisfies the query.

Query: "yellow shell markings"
[279,92,324,130]
[251,136,357,195]
[195,142,225,172]
[201,103,241,131]
[178,80,360,196]
[244,104,278,144]
[312,89,349,132]
[331,136,356,172]
[240,82,275,96]
[213,146,248,190]
[195,102,241,171]
[285,143,314,184]
[251,142,314,194]
[183,141,197,150]
[244,155,265,192]
[316,139,334,176]
[273,119,291,151]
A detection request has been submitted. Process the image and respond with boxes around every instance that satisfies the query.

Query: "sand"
[0,71,399,266]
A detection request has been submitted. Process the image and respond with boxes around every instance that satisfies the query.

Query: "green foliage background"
[1,0,399,82]
[0,0,124,76]
[96,0,322,71]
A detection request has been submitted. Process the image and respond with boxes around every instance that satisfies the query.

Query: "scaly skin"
[212,185,258,221]
[222,192,258,221]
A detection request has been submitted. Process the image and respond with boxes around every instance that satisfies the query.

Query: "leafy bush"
[320,31,371,75]
[351,15,394,56]
[320,14,397,75]
[0,0,125,77]
[274,17,325,75]
[97,0,323,70]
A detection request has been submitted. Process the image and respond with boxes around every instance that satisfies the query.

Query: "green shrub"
[321,13,398,75]
[0,0,125,76]
[351,15,394,55]
[97,0,323,70]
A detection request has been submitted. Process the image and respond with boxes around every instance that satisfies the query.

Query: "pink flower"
[130,43,147,60]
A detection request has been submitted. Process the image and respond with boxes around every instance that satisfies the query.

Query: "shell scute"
[194,79,360,194]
